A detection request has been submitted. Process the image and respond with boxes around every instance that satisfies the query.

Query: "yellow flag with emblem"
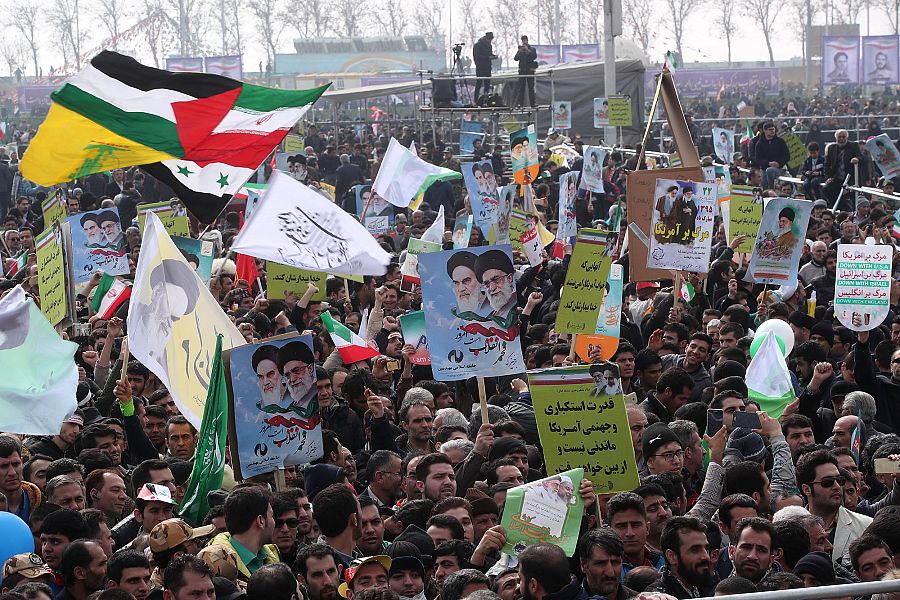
[127,211,245,428]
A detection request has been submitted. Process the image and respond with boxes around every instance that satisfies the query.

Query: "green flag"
[179,334,228,526]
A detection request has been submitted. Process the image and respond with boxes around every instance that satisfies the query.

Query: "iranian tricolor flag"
[740,119,754,146]
[679,282,696,303]
[90,273,131,319]
[5,252,27,277]
[321,311,379,364]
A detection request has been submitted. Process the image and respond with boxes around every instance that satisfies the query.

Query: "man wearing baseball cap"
[1,553,53,591]
[630,282,660,323]
[25,412,83,461]
[119,484,178,552]
[149,518,216,585]
[338,555,391,599]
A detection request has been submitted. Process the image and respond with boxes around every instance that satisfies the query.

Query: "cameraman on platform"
[515,35,538,107]
[473,32,497,101]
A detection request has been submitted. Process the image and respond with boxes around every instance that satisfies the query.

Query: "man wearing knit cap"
[643,423,683,476]
[488,436,530,482]
[810,322,834,354]
[393,525,435,565]
[725,428,768,464]
[465,489,499,542]
[793,551,836,586]
[386,541,427,600]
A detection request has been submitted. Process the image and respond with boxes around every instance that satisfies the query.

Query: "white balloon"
[755,318,795,356]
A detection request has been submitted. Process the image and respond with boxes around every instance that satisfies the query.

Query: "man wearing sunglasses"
[796,449,872,562]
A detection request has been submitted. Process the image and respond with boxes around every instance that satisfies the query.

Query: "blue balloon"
[0,512,35,566]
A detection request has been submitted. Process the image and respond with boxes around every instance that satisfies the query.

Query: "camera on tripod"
[452,43,464,59]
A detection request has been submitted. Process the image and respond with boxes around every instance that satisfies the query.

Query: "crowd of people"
[4,80,900,600]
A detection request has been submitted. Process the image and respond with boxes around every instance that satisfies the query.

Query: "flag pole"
[118,336,130,384]
[477,377,489,426]
[273,469,286,491]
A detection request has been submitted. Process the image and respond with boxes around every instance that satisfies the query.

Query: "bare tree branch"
[330,0,368,37]
[50,0,86,68]
[211,0,243,55]
[374,0,407,36]
[413,0,445,48]
[141,0,171,67]
[665,0,701,62]
[741,0,781,65]
[6,1,40,76]
[283,1,331,37]
[0,39,28,77]
[91,0,129,49]
[163,0,209,56]
[624,0,653,56]
[577,0,603,44]
[247,0,284,70]
[457,0,480,47]
[489,0,523,63]
[876,0,900,33]
[716,2,737,65]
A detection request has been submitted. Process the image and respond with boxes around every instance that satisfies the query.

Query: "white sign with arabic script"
[232,171,392,275]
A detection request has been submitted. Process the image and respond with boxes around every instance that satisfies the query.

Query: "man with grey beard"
[277,341,318,418]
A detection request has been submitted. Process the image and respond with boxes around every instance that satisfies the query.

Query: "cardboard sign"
[35,227,67,326]
[627,167,703,282]
[531,365,640,493]
[607,95,633,127]
[835,244,893,331]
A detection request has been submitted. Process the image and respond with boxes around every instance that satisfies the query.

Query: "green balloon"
[749,333,786,359]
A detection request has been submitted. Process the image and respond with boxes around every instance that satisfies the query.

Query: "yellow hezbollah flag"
[126,212,245,428]
[21,103,175,185]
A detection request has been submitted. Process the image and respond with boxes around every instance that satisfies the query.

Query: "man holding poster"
[648,180,715,272]
[749,198,813,287]
[835,244,893,332]
[419,245,526,381]
[228,335,323,479]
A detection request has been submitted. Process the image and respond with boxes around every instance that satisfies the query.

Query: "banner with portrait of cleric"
[419,245,526,381]
[823,37,860,86]
[227,334,323,479]
[862,36,899,85]
[66,208,130,283]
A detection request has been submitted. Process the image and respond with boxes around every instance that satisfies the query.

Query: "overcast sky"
[11,0,893,79]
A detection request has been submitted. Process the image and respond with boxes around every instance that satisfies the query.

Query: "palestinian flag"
[5,252,27,277]
[90,273,131,319]
[321,311,379,364]
[20,51,329,223]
